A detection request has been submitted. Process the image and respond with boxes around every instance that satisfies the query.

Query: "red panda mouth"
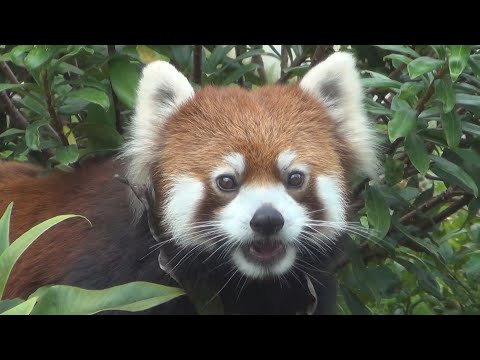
[243,240,287,265]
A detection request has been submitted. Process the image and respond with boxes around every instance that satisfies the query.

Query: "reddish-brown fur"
[0,160,128,298]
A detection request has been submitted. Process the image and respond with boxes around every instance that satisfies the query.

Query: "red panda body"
[1,52,378,314]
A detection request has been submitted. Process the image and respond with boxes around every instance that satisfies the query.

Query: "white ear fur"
[120,61,195,221]
[300,52,379,179]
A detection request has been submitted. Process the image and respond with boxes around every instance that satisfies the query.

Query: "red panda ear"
[300,52,379,179]
[120,61,195,221]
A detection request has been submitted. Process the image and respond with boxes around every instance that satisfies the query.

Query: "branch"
[107,45,123,134]
[0,91,28,128]
[277,49,308,84]
[0,61,21,84]
[193,45,202,86]
[251,53,267,84]
[420,195,473,231]
[43,73,68,146]
[235,45,247,88]
[310,45,328,68]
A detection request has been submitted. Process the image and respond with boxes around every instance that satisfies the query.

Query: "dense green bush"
[1,45,479,314]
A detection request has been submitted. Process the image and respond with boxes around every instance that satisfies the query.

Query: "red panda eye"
[216,175,238,192]
[287,172,304,188]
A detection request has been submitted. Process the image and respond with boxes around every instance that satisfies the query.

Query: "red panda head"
[121,52,379,279]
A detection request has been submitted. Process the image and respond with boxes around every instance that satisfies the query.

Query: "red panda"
[0,52,378,314]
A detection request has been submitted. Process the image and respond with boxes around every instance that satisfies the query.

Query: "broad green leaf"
[456,93,480,114]
[462,121,480,136]
[223,63,259,85]
[468,57,480,78]
[235,48,266,62]
[430,45,446,60]
[55,145,79,165]
[407,57,444,79]
[375,45,420,58]
[8,45,33,66]
[365,185,391,240]
[0,215,89,298]
[68,88,110,111]
[20,95,49,118]
[441,111,462,148]
[109,57,140,109]
[29,282,184,315]
[0,83,29,92]
[405,132,430,175]
[0,129,25,139]
[388,106,417,142]
[395,258,442,299]
[398,82,424,100]
[340,285,371,315]
[384,156,404,186]
[365,265,401,298]
[430,155,478,197]
[463,254,480,282]
[54,45,94,65]
[394,222,440,257]
[58,97,89,114]
[205,45,235,74]
[0,299,23,313]
[0,203,13,254]
[434,77,455,112]
[1,297,37,315]
[24,45,58,70]
[448,45,471,82]
[76,122,123,151]
[136,45,169,64]
[25,120,50,151]
[383,54,413,65]
[361,78,402,89]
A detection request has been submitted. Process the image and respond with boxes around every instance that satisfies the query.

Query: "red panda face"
[121,53,379,280]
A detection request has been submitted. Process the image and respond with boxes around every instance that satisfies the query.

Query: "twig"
[0,61,21,84]
[107,45,123,134]
[235,45,247,88]
[193,45,203,86]
[0,91,28,128]
[43,72,68,146]
[420,195,473,231]
[251,53,267,84]
[277,51,309,84]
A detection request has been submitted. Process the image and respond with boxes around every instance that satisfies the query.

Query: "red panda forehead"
[157,85,345,181]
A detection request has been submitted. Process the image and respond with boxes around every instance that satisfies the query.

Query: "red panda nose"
[250,205,284,235]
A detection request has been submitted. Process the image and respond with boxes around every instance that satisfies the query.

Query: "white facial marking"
[218,184,307,277]
[224,152,245,176]
[163,176,204,245]
[315,175,346,234]
[277,150,297,172]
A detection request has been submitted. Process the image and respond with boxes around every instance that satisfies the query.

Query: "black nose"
[250,205,284,235]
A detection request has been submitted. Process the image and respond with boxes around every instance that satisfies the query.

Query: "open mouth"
[241,239,287,266]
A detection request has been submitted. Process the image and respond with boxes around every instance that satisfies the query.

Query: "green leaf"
[394,222,440,257]
[24,45,58,70]
[375,45,420,58]
[365,185,391,240]
[8,45,33,66]
[441,111,462,148]
[0,299,23,313]
[456,93,480,114]
[468,57,480,78]
[340,285,371,315]
[430,155,478,197]
[388,106,417,142]
[0,203,13,255]
[430,45,447,60]
[405,132,430,175]
[384,156,404,186]
[0,214,89,298]
[463,254,480,282]
[383,54,413,65]
[25,120,50,151]
[398,82,424,100]
[55,145,79,165]
[434,77,455,112]
[223,63,259,85]
[29,282,184,315]
[407,57,444,79]
[0,83,29,92]
[205,45,235,74]
[360,77,402,89]
[0,129,25,139]
[448,45,471,82]
[68,88,110,111]
[136,45,169,64]
[395,258,442,299]
[109,57,140,109]
[462,122,480,137]
[1,297,38,315]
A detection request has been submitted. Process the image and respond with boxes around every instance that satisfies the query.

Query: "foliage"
[1,45,479,314]
[0,202,185,315]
